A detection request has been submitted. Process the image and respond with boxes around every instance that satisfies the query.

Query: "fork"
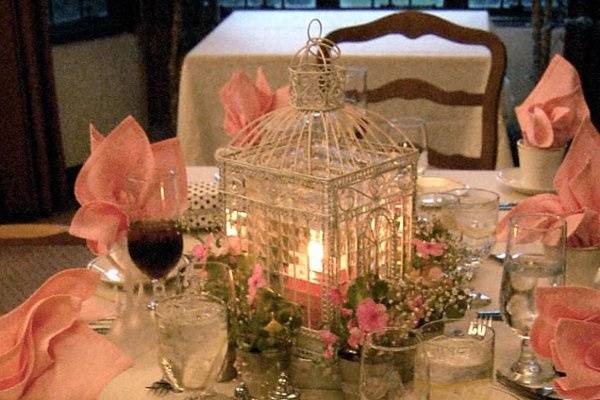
[468,315,492,338]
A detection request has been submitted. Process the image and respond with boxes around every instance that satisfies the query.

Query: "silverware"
[496,371,559,399]
[146,378,176,396]
[467,315,492,338]
[88,317,114,335]
[499,202,517,211]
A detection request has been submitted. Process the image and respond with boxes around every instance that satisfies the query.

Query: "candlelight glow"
[308,229,323,273]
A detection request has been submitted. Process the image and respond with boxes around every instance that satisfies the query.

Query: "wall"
[52,33,147,168]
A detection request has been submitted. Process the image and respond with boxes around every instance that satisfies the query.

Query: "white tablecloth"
[99,167,529,399]
[177,10,512,169]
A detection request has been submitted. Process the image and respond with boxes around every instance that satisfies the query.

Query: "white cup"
[517,139,566,190]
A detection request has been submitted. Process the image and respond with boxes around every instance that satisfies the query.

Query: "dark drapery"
[137,0,221,141]
[0,0,68,221]
[564,0,600,128]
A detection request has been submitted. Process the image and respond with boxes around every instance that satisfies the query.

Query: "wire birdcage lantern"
[216,20,418,330]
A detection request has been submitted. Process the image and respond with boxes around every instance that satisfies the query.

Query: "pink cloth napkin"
[515,55,589,148]
[497,118,600,247]
[530,287,600,399]
[69,116,188,254]
[0,269,132,400]
[219,67,289,139]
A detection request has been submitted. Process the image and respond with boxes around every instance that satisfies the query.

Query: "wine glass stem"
[510,337,547,384]
[147,279,160,310]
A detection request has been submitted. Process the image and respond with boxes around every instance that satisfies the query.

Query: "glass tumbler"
[389,117,428,175]
[360,328,425,400]
[419,318,495,399]
[446,188,500,265]
[155,293,228,393]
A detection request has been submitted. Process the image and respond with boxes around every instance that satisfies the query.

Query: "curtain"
[564,0,600,128]
[137,0,221,141]
[0,0,68,221]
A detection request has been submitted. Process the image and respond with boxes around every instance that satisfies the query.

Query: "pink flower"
[340,308,353,318]
[412,239,445,259]
[192,240,211,264]
[247,263,267,305]
[347,327,365,349]
[319,330,338,359]
[356,298,388,333]
[331,287,346,307]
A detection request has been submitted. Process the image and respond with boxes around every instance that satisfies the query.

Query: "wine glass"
[388,117,428,175]
[498,213,566,389]
[342,65,368,110]
[360,328,425,400]
[446,187,499,307]
[127,169,184,310]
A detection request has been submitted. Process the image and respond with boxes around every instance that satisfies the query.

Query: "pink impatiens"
[356,298,389,333]
[412,239,445,259]
[247,263,267,305]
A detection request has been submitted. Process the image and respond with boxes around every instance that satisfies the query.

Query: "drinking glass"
[360,327,425,400]
[498,213,566,389]
[389,117,428,175]
[446,188,500,266]
[419,318,495,399]
[342,65,368,109]
[415,192,458,228]
[127,169,184,310]
[155,293,228,393]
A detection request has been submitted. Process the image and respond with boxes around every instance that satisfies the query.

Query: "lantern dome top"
[216,20,417,180]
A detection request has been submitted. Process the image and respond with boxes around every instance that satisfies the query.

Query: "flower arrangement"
[190,234,303,354]
[320,218,472,360]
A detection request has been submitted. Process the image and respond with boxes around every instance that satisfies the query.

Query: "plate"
[417,175,465,194]
[496,167,555,195]
[87,253,191,287]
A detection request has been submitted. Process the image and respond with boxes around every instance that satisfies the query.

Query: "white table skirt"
[99,167,527,399]
[176,10,513,169]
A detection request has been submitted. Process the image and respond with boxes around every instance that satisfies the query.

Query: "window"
[49,0,138,44]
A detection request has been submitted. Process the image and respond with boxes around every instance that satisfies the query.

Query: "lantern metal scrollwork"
[216,19,418,329]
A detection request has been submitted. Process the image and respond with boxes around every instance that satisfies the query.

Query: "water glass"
[415,192,458,228]
[419,318,495,399]
[446,188,499,263]
[342,65,368,109]
[389,117,428,175]
[155,293,228,393]
[499,213,565,388]
[360,328,425,400]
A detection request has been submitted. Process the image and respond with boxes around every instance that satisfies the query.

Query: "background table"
[177,10,512,169]
[98,167,529,399]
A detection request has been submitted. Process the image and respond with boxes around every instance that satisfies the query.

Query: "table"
[98,167,529,399]
[177,10,513,169]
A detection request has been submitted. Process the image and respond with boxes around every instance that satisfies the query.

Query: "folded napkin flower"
[219,67,289,138]
[69,116,188,254]
[0,269,132,400]
[497,118,600,247]
[530,287,600,400]
[515,54,589,148]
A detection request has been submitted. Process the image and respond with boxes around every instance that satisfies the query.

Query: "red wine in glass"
[127,220,183,308]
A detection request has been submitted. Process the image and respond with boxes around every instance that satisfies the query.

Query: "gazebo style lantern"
[216,21,418,329]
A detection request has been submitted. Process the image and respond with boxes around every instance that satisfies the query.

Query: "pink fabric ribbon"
[69,116,188,254]
[0,269,132,400]
[515,55,589,148]
[530,287,600,400]
[219,67,289,140]
[497,119,600,247]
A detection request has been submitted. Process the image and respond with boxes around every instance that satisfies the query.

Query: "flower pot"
[339,358,360,400]
[235,348,289,399]
[566,246,600,287]
[517,139,566,190]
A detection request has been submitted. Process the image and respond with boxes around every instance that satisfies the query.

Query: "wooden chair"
[325,11,507,170]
